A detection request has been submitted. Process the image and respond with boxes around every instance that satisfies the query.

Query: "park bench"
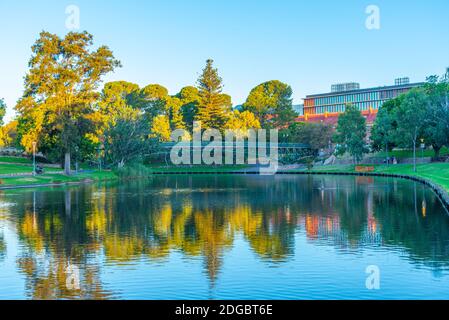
[355,166,375,173]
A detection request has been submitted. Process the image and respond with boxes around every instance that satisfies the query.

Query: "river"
[0,174,448,299]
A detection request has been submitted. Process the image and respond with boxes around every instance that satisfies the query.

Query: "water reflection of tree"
[373,181,449,270]
[0,233,5,262]
[16,251,109,300]
[6,175,449,297]
[14,188,112,299]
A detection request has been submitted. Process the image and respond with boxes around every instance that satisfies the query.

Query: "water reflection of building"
[301,212,382,247]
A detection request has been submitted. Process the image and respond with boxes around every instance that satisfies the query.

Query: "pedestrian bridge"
[151,142,313,163]
[157,142,311,152]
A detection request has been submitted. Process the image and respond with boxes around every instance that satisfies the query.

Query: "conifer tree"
[195,59,229,129]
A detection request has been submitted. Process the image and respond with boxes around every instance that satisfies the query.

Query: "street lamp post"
[74,145,79,174]
[420,139,425,165]
[32,141,36,176]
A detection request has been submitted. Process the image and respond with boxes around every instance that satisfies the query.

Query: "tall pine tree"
[195,59,229,129]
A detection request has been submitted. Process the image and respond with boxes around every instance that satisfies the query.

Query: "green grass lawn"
[376,163,449,192]
[0,170,117,187]
[0,163,63,175]
[292,163,449,193]
[0,156,32,164]
[0,163,40,174]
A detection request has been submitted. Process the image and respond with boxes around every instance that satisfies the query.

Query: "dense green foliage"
[370,98,401,153]
[334,104,368,163]
[7,32,298,172]
[15,31,121,174]
[281,122,332,152]
[12,31,448,174]
[279,122,333,165]
[371,70,449,171]
[242,80,297,128]
[103,118,156,168]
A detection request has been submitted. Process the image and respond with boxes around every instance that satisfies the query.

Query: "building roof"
[304,82,425,99]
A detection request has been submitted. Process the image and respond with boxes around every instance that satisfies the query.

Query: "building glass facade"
[303,82,424,116]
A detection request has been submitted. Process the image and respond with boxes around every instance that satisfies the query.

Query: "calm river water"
[0,174,449,299]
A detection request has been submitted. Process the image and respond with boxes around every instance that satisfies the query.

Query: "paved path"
[0,161,61,168]
[0,171,62,178]
[0,161,62,178]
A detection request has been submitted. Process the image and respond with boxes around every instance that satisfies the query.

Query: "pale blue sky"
[1,0,448,122]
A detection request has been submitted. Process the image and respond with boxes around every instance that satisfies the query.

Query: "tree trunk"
[433,144,441,159]
[385,143,389,166]
[64,152,71,175]
[413,140,417,172]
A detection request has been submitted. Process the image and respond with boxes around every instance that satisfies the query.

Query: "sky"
[0,0,448,122]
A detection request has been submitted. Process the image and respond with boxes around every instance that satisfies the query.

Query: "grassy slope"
[0,156,33,164]
[0,156,131,187]
[0,164,40,174]
[0,170,117,187]
[376,163,449,192]
[0,164,63,174]
[298,163,449,193]
[0,158,62,175]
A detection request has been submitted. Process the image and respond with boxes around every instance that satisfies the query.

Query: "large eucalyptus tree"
[16,31,120,174]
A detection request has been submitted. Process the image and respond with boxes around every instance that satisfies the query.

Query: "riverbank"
[285,163,449,213]
[0,170,117,189]
[0,160,448,208]
[294,163,449,193]
[147,163,449,192]
[0,156,118,189]
[0,162,62,175]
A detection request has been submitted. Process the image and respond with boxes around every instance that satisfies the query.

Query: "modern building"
[296,78,424,127]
